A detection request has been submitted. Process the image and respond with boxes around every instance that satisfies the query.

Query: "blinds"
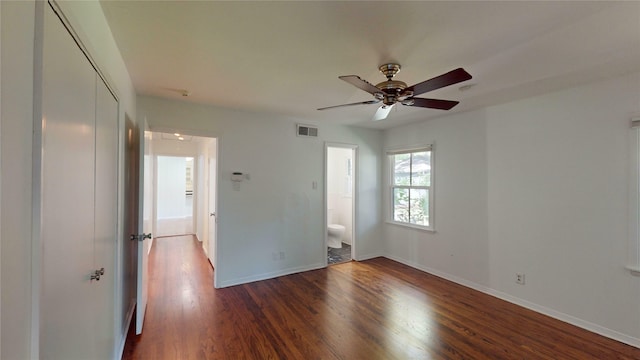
[386,145,432,155]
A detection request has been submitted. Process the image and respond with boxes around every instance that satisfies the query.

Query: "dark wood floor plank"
[122,236,640,359]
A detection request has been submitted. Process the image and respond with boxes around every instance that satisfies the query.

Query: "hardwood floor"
[122,235,640,359]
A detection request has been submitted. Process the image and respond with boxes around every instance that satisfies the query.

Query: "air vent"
[297,124,318,138]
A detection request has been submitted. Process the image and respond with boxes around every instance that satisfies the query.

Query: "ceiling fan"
[318,63,472,121]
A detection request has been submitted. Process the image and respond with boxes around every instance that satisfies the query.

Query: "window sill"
[626,265,640,276]
[386,220,436,233]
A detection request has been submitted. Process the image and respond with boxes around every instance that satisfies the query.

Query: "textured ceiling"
[100,1,640,129]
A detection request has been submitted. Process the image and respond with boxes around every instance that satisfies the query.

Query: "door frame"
[141,127,220,288]
[324,142,358,265]
[207,155,217,269]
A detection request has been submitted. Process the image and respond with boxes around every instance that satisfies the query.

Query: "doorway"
[146,132,217,261]
[132,130,218,335]
[155,156,194,237]
[325,144,356,265]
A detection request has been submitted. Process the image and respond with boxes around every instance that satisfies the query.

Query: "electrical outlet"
[516,273,525,285]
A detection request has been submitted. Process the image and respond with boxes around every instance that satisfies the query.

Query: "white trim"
[625,265,640,276]
[386,144,432,155]
[0,1,3,355]
[387,146,435,231]
[115,299,135,360]
[30,2,46,357]
[356,253,385,262]
[630,125,640,274]
[386,220,436,232]
[385,254,640,349]
[217,263,326,288]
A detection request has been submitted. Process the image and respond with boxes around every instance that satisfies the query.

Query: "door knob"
[90,268,105,281]
[130,233,152,241]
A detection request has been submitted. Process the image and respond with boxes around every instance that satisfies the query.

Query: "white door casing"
[208,155,217,268]
[135,120,152,334]
[93,72,119,358]
[324,143,357,264]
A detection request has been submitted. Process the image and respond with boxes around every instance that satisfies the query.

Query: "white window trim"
[386,145,435,232]
[628,119,640,275]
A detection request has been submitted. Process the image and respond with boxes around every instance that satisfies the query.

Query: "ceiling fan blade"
[339,75,382,96]
[373,104,394,121]
[405,98,459,110]
[406,68,472,96]
[317,100,380,111]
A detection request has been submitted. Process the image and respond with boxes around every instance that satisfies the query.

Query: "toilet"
[328,224,345,248]
[327,208,345,248]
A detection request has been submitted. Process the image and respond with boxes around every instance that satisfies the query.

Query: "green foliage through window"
[390,149,432,227]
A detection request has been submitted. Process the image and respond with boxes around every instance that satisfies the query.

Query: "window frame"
[387,145,435,232]
[628,119,640,275]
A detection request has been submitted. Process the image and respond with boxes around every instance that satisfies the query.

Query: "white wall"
[1,2,36,358]
[486,72,640,345]
[383,72,640,346]
[327,147,354,245]
[384,109,490,284]
[156,156,188,219]
[137,96,383,287]
[1,1,136,358]
[153,137,198,157]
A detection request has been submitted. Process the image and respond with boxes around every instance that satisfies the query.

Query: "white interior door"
[93,75,119,358]
[40,5,97,358]
[208,156,217,268]
[136,120,153,334]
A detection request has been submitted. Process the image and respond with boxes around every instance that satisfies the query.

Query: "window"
[388,146,434,230]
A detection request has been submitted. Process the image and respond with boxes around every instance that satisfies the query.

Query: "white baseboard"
[115,299,136,360]
[384,255,640,349]
[355,252,385,262]
[217,262,326,288]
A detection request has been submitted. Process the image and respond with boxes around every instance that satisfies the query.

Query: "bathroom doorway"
[325,144,356,265]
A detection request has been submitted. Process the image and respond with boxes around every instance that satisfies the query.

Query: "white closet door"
[40,6,97,359]
[93,77,118,358]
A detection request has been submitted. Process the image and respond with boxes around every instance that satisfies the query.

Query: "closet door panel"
[40,6,97,359]
[93,77,118,358]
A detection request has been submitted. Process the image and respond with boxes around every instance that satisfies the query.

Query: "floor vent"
[297,124,318,138]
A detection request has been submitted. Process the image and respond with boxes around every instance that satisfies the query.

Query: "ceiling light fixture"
[178,137,184,141]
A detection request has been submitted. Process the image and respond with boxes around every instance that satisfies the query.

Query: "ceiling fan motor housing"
[376,79,411,105]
